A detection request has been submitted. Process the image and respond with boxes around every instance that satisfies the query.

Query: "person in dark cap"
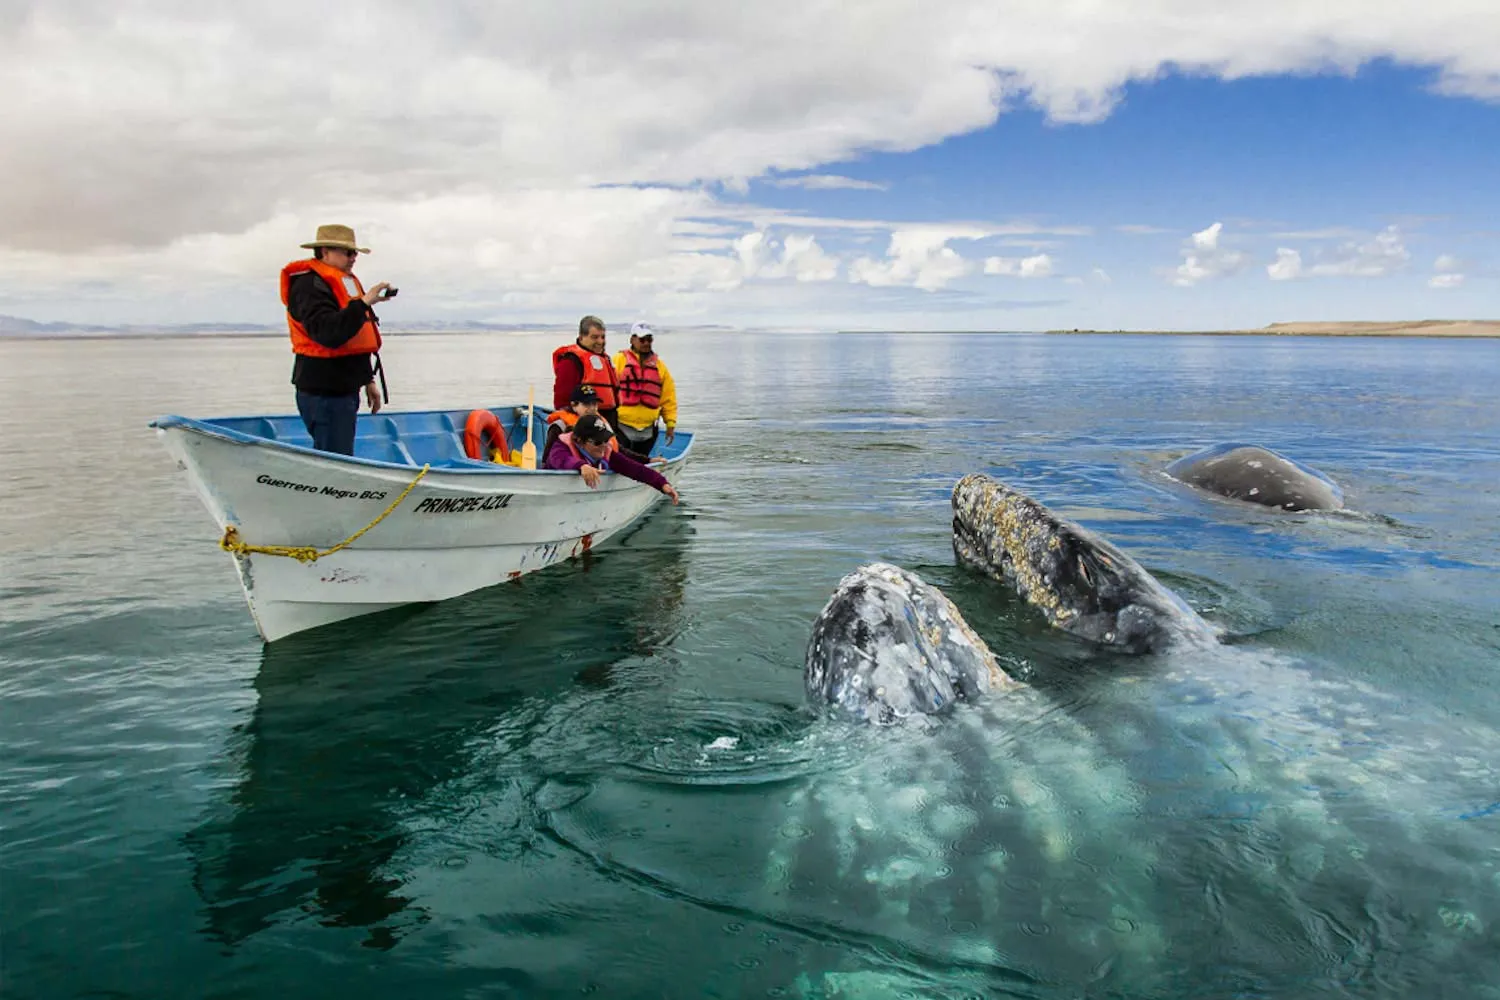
[543,383,602,457]
[544,414,679,504]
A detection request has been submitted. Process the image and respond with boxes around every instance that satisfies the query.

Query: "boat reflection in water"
[184,508,693,950]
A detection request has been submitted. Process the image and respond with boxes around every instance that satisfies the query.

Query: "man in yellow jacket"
[611,322,678,462]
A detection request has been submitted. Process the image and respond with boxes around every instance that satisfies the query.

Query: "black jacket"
[287,272,379,396]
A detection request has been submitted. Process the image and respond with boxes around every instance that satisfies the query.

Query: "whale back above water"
[1165,443,1344,511]
[804,562,1017,724]
[951,473,1213,653]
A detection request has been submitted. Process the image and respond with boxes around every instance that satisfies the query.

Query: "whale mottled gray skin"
[1166,443,1343,511]
[952,473,1214,653]
[805,562,1018,724]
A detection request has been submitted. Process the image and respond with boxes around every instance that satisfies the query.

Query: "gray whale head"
[952,474,1213,654]
[1166,444,1343,512]
[805,562,1016,724]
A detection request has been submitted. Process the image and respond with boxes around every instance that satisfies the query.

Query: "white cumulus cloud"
[1265,226,1413,281]
[1429,254,1465,288]
[983,253,1055,278]
[1307,226,1411,277]
[849,229,979,291]
[780,235,841,282]
[1268,248,1303,280]
[737,231,840,282]
[1172,222,1249,286]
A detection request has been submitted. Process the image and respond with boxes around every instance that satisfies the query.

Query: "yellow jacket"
[612,349,678,431]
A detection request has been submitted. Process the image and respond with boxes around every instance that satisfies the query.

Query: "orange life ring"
[463,409,511,463]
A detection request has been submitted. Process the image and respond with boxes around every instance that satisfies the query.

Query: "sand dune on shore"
[1049,320,1500,338]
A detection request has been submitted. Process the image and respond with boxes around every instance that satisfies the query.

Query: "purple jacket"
[544,438,669,491]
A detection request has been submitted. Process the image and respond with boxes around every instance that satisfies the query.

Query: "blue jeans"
[296,390,360,455]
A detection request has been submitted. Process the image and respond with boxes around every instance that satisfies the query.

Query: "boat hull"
[154,415,687,642]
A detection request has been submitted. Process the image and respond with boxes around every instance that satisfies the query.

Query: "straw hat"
[299,224,370,253]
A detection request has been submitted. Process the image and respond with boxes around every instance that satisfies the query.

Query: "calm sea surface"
[2,331,1498,999]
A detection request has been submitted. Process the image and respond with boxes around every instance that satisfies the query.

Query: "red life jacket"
[552,343,619,409]
[279,258,381,357]
[558,431,618,466]
[618,350,663,409]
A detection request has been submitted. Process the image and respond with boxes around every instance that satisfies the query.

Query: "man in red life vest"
[552,315,620,432]
[280,224,397,455]
[612,321,677,462]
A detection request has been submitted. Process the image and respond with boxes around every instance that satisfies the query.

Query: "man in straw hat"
[279,224,398,455]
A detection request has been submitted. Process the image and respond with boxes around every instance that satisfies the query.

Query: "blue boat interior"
[156,405,691,471]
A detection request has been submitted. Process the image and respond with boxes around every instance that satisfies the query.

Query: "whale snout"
[951,474,1022,575]
[948,473,1211,653]
[805,563,1014,724]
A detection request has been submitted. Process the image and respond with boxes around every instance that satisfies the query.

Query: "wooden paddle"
[520,385,538,469]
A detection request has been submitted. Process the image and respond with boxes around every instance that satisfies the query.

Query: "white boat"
[151,403,692,642]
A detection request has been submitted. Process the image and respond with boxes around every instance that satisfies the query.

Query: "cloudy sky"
[1,1,1496,330]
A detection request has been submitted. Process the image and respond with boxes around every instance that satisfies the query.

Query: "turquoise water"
[2,331,1498,998]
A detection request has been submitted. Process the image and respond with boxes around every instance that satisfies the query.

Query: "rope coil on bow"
[219,464,430,564]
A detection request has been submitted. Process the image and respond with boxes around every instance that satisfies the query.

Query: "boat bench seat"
[353,437,415,465]
[363,415,512,470]
[204,408,547,470]
[396,429,469,466]
[246,416,314,450]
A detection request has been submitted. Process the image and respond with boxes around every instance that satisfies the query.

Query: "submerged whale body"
[774,485,1500,994]
[952,473,1214,653]
[804,562,1017,724]
[1166,443,1343,511]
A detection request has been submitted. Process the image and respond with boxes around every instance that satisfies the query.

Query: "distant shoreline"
[1045,320,1500,339]
[3,320,1498,341]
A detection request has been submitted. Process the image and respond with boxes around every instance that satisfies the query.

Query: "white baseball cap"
[629,321,656,338]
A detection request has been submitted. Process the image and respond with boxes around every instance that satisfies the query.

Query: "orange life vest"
[617,351,663,409]
[552,343,619,409]
[546,409,580,428]
[558,431,618,466]
[280,258,382,357]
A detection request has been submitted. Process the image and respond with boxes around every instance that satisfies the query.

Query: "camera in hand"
[383,287,399,299]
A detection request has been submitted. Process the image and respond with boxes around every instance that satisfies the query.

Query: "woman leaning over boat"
[545,415,680,504]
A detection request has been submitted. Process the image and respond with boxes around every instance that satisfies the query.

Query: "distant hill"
[0,314,120,335]
[0,313,278,337]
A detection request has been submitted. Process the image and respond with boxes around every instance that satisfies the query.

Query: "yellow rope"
[219,464,430,564]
